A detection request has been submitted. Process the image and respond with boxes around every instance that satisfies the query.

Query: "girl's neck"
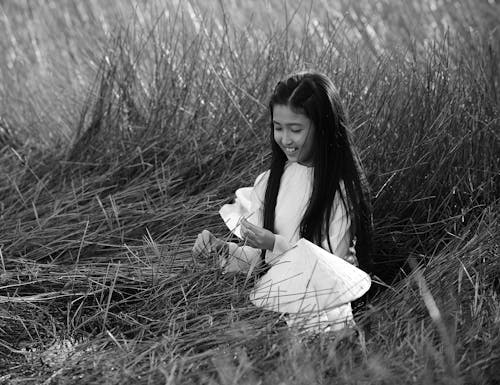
[295,160,314,168]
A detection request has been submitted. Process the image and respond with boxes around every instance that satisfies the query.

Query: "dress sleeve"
[322,184,358,266]
[219,171,269,273]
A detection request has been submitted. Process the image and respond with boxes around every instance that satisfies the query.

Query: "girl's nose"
[282,131,293,145]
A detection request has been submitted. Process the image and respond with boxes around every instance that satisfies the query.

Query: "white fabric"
[219,187,253,238]
[286,303,355,332]
[250,238,371,311]
[218,162,365,330]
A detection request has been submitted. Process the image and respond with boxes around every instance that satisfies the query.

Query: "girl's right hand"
[192,229,221,257]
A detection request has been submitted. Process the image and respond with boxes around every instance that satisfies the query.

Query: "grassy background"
[0,0,499,383]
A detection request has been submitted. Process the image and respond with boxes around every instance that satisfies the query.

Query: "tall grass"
[0,0,499,384]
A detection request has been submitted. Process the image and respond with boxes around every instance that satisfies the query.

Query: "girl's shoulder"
[250,162,313,198]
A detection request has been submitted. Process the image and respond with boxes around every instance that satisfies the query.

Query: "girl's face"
[272,104,315,165]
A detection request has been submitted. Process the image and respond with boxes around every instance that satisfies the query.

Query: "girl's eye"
[273,126,282,131]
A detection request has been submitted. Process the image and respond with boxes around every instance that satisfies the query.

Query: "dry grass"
[0,0,499,384]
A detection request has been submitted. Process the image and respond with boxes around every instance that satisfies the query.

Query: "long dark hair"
[263,71,373,273]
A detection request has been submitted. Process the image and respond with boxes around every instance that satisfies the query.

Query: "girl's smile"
[272,104,315,165]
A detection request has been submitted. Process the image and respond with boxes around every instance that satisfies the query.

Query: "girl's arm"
[322,189,358,265]
[218,171,272,273]
[217,218,276,272]
[221,242,262,273]
[192,230,262,273]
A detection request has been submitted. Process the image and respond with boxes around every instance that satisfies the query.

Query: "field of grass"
[0,0,499,384]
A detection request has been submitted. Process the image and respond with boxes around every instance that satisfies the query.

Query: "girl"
[193,71,373,331]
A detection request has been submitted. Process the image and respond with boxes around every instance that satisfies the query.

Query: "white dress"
[219,162,370,332]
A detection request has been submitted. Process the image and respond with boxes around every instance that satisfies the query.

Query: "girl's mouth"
[284,147,298,154]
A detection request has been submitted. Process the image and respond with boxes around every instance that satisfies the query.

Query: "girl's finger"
[247,235,257,248]
[218,255,227,269]
[242,218,256,230]
[244,236,253,247]
[245,231,255,245]
[241,218,254,232]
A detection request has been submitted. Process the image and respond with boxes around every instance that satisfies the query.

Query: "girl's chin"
[282,150,312,165]
[285,156,313,167]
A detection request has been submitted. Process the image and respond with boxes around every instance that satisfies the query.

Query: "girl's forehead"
[273,104,309,124]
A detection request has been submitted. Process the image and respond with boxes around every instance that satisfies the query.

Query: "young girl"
[193,71,373,331]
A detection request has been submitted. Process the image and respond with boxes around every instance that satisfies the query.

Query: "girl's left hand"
[240,218,275,251]
[193,229,223,258]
